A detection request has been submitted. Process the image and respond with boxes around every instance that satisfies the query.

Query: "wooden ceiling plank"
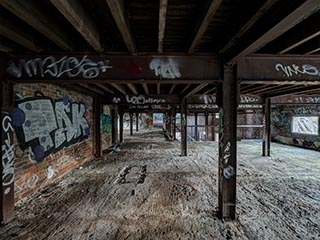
[229,0,320,63]
[109,83,127,95]
[127,83,138,95]
[158,0,168,53]
[78,83,104,95]
[305,47,320,55]
[142,83,149,95]
[220,0,279,54]
[95,83,115,94]
[105,0,136,53]
[0,14,41,51]
[188,0,223,53]
[183,83,209,99]
[278,13,320,54]
[1,0,74,51]
[181,84,191,95]
[50,0,102,51]
[169,84,176,94]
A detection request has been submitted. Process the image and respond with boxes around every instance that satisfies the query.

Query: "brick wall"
[13,83,94,201]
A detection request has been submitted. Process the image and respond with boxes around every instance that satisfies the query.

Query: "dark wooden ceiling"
[1,0,320,99]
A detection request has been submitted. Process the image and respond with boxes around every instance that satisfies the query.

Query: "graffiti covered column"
[218,64,238,219]
[262,98,271,156]
[0,80,14,224]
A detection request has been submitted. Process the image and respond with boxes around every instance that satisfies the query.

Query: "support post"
[181,99,187,156]
[1,80,14,224]
[130,113,133,136]
[205,110,209,141]
[168,110,172,137]
[194,112,198,141]
[262,98,271,156]
[173,106,176,140]
[93,96,102,158]
[111,107,118,144]
[119,109,124,142]
[135,112,139,132]
[218,64,238,220]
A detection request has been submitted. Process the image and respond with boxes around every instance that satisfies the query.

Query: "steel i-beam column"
[119,109,124,143]
[218,64,238,220]
[181,99,187,156]
[130,113,133,136]
[0,81,14,224]
[135,113,139,132]
[262,98,271,156]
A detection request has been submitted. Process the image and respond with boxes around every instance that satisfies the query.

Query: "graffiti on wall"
[7,55,112,79]
[275,63,320,78]
[101,105,111,133]
[149,58,181,79]
[113,95,167,105]
[2,112,15,195]
[13,94,90,163]
[292,116,319,135]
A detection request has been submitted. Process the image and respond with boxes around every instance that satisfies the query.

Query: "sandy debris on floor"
[0,129,319,240]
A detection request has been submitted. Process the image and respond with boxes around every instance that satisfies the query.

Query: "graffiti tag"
[2,112,15,195]
[7,55,112,79]
[149,58,181,79]
[275,63,320,78]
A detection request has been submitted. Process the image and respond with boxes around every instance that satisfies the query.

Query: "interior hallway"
[0,129,319,240]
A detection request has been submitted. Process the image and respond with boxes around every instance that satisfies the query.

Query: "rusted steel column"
[135,113,139,132]
[111,107,118,144]
[173,106,176,140]
[262,98,271,156]
[166,112,171,136]
[119,109,124,142]
[218,64,238,220]
[130,113,133,136]
[1,80,15,224]
[194,113,198,141]
[93,96,102,158]
[205,110,209,141]
[181,99,187,156]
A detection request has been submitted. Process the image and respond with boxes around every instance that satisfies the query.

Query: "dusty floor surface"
[1,129,320,240]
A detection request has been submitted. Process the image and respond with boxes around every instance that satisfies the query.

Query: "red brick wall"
[13,83,94,201]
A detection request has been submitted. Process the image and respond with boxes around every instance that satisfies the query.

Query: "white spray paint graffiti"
[275,63,320,78]
[47,166,59,180]
[293,96,320,104]
[2,112,15,195]
[125,95,166,104]
[7,55,112,79]
[188,104,218,110]
[113,95,166,104]
[292,116,318,135]
[240,95,260,103]
[199,95,216,104]
[149,58,181,79]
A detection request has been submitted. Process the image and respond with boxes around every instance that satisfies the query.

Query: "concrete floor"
[0,129,319,240]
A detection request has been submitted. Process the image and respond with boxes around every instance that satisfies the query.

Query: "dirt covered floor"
[1,129,319,240]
